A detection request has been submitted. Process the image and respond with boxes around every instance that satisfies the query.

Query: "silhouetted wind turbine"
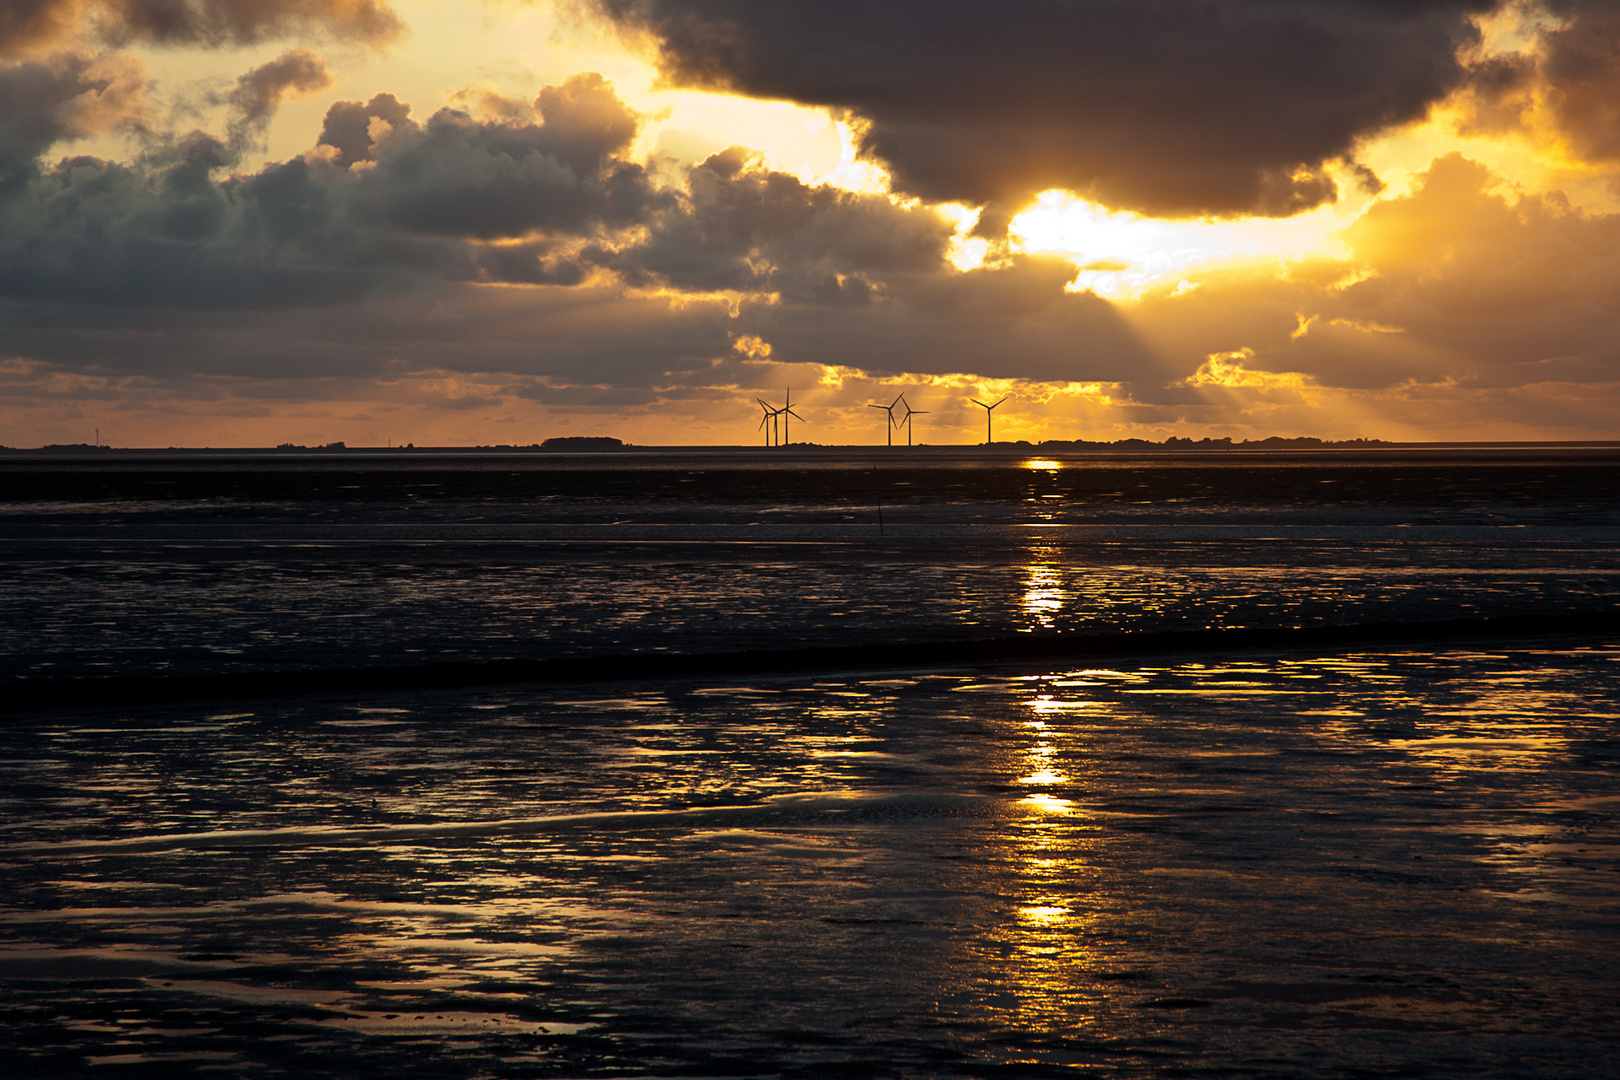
[971,395,1009,445]
[780,388,804,446]
[757,398,777,446]
[867,394,902,446]
[897,395,928,446]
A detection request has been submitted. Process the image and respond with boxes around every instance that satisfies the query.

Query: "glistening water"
[4,448,1620,681]
[2,448,1617,1076]
[3,648,1618,1077]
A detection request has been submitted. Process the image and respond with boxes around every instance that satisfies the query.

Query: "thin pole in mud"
[878,504,884,533]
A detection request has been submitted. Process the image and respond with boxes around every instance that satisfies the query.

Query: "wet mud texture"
[2,643,1617,1078]
[5,448,1620,683]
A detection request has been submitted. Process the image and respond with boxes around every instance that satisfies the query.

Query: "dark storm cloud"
[0,73,662,310]
[0,53,1159,400]
[0,0,403,55]
[592,0,1497,217]
[592,146,952,301]
[0,49,147,189]
[739,255,1153,384]
[0,142,425,309]
[496,148,1156,385]
[344,74,662,239]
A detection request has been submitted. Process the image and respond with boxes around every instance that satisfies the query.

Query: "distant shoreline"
[6,439,1620,455]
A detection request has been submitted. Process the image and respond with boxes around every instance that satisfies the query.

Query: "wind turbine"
[757,398,778,446]
[970,395,1009,445]
[897,395,928,446]
[780,388,804,446]
[867,394,902,446]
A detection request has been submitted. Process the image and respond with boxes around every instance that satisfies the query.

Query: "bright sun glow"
[1008,183,1371,299]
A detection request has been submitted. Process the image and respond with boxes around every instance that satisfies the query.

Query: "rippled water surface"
[4,647,1619,1077]
[2,449,1618,1076]
[4,448,1620,679]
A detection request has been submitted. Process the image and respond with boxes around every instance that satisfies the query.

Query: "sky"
[2,0,1620,447]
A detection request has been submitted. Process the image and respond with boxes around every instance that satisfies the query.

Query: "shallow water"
[4,448,1620,680]
[3,449,1618,1076]
[3,645,1617,1077]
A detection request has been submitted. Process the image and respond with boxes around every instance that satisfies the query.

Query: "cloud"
[1124,151,1620,413]
[0,50,148,188]
[591,146,952,299]
[1,0,404,55]
[1527,1,1620,162]
[6,25,1620,446]
[335,73,660,240]
[0,90,1156,422]
[736,256,1153,386]
[1448,3,1620,178]
[315,91,411,167]
[1185,350,1314,392]
[0,1,81,56]
[592,0,1496,217]
[225,48,333,155]
[0,72,665,312]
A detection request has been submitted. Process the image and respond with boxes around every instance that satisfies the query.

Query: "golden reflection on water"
[8,644,1617,1074]
[1000,680,1092,1024]
[1021,546,1067,630]
[1017,793,1075,814]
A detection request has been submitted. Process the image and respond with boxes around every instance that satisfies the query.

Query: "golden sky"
[2,0,1619,446]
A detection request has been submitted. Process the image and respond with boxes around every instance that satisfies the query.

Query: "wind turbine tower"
[780,388,804,446]
[757,399,778,446]
[971,396,1009,445]
[898,395,928,446]
[867,394,902,446]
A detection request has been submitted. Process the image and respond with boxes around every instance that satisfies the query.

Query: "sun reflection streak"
[1021,547,1067,631]
[1018,793,1075,814]
[1018,905,1071,926]
[1019,769,1065,785]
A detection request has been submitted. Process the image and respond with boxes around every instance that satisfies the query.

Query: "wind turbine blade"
[889,394,903,408]
[992,396,1009,409]
[970,398,987,408]
[786,409,805,421]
